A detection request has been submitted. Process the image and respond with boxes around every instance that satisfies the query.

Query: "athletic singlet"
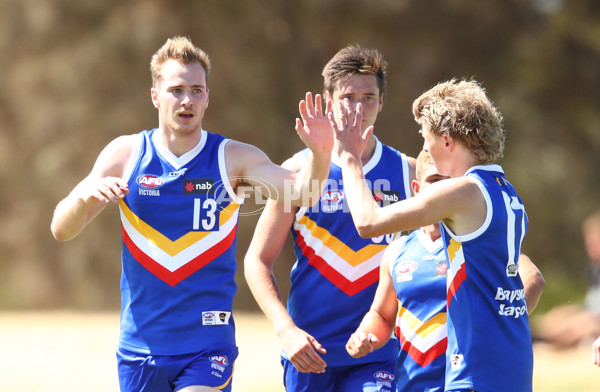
[390,229,447,392]
[288,138,412,366]
[442,165,532,392]
[118,128,243,355]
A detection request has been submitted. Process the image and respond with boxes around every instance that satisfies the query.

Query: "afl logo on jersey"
[136,174,164,188]
[374,370,394,381]
[395,260,418,282]
[322,190,344,203]
[397,260,418,274]
[210,355,229,366]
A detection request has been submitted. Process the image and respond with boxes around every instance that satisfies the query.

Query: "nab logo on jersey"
[183,178,215,195]
[373,190,401,206]
[210,355,229,366]
[374,371,394,381]
[322,190,344,203]
[136,174,164,188]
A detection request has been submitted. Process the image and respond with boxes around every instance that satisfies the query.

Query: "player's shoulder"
[223,138,265,158]
[91,133,142,178]
[100,133,141,160]
[282,148,311,172]
[384,234,411,256]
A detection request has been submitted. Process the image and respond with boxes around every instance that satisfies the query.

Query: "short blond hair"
[412,79,505,164]
[150,36,211,88]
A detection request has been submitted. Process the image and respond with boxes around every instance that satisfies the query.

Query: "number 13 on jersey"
[193,198,219,231]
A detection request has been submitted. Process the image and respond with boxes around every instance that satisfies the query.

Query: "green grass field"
[0,311,597,391]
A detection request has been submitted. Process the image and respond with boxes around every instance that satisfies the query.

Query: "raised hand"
[330,99,373,161]
[295,92,334,156]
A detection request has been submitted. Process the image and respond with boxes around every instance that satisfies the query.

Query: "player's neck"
[158,127,202,157]
[424,224,441,241]
[360,136,377,165]
[448,146,486,177]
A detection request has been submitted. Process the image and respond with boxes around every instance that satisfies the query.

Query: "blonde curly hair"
[412,79,505,164]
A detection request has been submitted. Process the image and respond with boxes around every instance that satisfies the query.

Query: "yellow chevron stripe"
[297,216,387,267]
[447,238,461,265]
[119,200,240,256]
[397,301,446,338]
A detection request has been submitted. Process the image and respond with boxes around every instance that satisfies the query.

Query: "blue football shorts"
[446,390,477,392]
[282,357,396,392]
[117,345,238,392]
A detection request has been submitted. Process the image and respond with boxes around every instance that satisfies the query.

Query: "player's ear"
[411,179,420,195]
[443,134,453,149]
[151,88,159,108]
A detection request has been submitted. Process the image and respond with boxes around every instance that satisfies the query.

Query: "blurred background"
[2,0,600,334]
[3,0,600,390]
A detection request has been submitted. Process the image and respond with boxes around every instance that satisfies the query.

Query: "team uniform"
[116,128,244,392]
[389,229,447,392]
[442,165,532,392]
[285,138,411,392]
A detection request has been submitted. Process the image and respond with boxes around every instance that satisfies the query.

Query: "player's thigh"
[282,357,335,392]
[117,347,237,392]
[337,360,396,392]
[173,347,238,392]
[445,390,476,392]
[117,348,171,392]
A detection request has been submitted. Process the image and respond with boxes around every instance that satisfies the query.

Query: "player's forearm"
[356,310,394,350]
[518,256,545,313]
[50,190,103,242]
[289,150,330,207]
[339,155,384,238]
[244,259,297,336]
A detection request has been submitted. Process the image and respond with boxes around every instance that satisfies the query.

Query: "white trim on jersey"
[361,137,382,175]
[151,128,208,169]
[400,152,412,200]
[122,133,144,184]
[416,228,444,253]
[441,166,495,242]
[218,139,245,205]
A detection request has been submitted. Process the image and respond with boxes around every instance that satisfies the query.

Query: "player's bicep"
[370,242,401,324]
[227,142,297,200]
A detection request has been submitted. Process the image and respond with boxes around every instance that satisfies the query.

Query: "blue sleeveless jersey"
[118,129,243,355]
[442,165,532,392]
[390,229,447,392]
[288,139,411,366]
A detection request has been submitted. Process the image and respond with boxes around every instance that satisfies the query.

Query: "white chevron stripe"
[446,243,465,284]
[398,316,447,353]
[120,208,239,272]
[294,221,383,281]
